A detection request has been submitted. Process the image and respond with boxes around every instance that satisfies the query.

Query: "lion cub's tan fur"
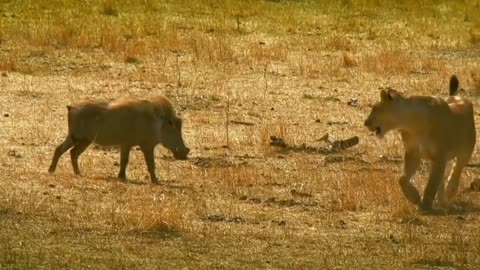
[364,75,476,212]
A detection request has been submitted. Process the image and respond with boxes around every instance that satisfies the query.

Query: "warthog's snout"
[173,147,190,160]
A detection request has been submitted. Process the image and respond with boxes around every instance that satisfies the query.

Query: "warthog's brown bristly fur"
[48,95,190,183]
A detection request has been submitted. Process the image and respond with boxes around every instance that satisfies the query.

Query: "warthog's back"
[93,97,161,146]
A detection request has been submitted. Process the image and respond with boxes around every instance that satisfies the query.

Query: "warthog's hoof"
[419,207,447,216]
[419,202,433,214]
[117,172,126,180]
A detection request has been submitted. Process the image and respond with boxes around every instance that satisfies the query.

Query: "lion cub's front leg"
[399,150,422,206]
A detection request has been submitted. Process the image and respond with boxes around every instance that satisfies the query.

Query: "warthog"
[48,95,190,183]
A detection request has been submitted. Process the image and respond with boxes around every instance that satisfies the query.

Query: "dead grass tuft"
[102,0,119,16]
[0,57,18,72]
[330,169,405,212]
[109,200,184,233]
[363,50,414,75]
[342,51,358,68]
[324,35,354,52]
[418,57,448,74]
[248,42,288,63]
[470,23,480,44]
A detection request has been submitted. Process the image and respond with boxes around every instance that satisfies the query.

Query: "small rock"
[265,197,276,203]
[291,189,313,198]
[228,216,245,224]
[7,149,22,158]
[399,216,424,226]
[388,234,400,244]
[347,97,359,107]
[206,215,225,222]
[271,220,287,226]
[3,113,9,117]
[318,133,329,141]
[125,56,140,64]
[249,197,262,204]
[334,220,347,229]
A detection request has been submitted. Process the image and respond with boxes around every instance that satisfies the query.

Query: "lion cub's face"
[364,89,403,138]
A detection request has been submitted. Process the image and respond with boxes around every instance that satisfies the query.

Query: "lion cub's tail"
[449,75,459,96]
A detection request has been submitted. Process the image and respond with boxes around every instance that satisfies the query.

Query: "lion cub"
[364,75,476,212]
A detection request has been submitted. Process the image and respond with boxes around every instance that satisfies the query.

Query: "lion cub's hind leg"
[435,161,454,209]
[445,155,470,202]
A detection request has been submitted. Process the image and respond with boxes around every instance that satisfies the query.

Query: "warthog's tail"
[65,104,106,141]
[66,105,76,134]
[449,75,459,96]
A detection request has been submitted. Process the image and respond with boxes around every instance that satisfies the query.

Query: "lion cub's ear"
[380,89,392,102]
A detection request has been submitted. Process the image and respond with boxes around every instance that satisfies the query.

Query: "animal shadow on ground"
[98,176,192,190]
[424,199,480,216]
[429,180,480,216]
[192,156,250,168]
[126,225,182,239]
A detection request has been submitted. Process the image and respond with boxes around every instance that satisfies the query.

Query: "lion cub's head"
[364,88,405,138]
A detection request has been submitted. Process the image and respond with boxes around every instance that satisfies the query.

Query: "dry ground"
[1,0,480,269]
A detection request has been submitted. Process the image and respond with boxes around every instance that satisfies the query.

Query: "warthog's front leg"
[421,157,447,212]
[118,145,132,180]
[140,145,158,184]
[49,136,75,173]
[69,140,92,175]
[399,150,421,206]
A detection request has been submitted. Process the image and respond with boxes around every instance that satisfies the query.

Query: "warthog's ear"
[66,105,79,112]
[380,89,392,102]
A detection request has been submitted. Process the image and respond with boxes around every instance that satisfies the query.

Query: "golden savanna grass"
[1,0,480,269]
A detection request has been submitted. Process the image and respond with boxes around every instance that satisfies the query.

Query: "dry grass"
[1,0,480,269]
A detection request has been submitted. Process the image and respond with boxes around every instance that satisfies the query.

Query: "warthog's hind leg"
[69,140,92,175]
[49,136,75,173]
[118,145,132,180]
